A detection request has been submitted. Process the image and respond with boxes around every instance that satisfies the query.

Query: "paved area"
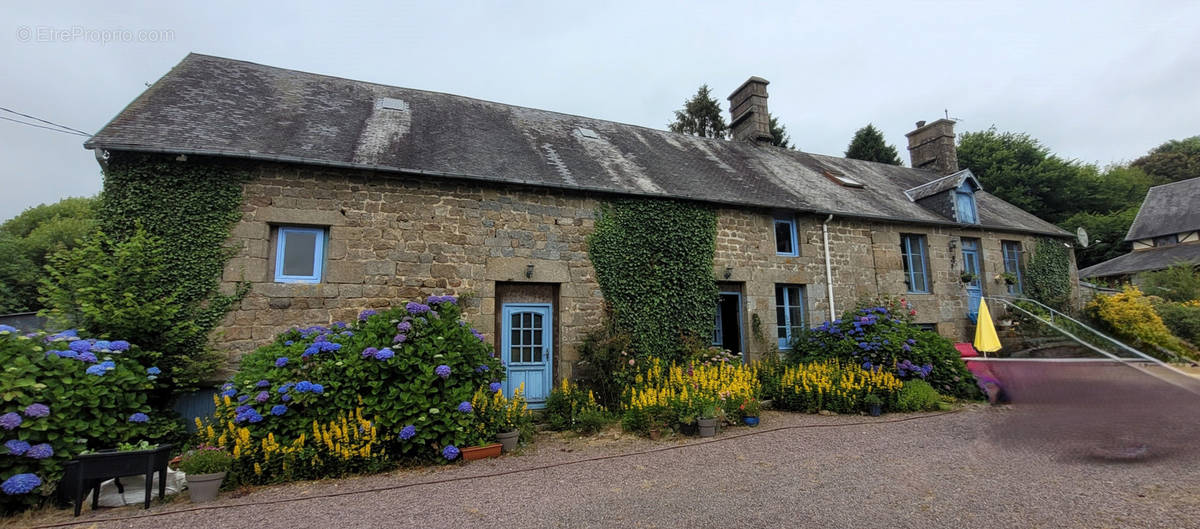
[19,364,1200,529]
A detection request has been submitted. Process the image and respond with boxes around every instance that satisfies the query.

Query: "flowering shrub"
[0,328,156,514]
[763,360,903,414]
[788,299,979,399]
[621,358,760,434]
[195,404,386,485]
[1087,286,1196,359]
[215,296,502,465]
[1155,300,1200,347]
[545,379,610,434]
[470,384,533,444]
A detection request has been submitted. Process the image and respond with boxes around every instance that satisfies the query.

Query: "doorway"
[495,282,558,409]
[961,237,983,322]
[713,290,744,357]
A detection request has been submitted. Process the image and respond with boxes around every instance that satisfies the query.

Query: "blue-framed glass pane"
[775,218,798,256]
[901,234,929,293]
[956,191,978,224]
[775,285,805,349]
[1002,241,1023,294]
[274,227,325,283]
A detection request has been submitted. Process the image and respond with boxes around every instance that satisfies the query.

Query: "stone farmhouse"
[1080,176,1200,282]
[84,54,1076,405]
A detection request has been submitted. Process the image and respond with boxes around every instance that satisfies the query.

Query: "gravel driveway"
[23,365,1200,529]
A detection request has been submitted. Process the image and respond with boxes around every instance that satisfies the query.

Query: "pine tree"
[769,116,793,149]
[668,85,728,139]
[845,124,902,165]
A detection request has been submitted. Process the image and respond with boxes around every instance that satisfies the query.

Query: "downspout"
[822,214,836,321]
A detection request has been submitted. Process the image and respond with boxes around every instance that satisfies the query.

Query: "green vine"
[587,198,718,361]
[1025,237,1072,311]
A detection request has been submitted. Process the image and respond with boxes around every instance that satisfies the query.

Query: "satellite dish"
[1077,227,1089,248]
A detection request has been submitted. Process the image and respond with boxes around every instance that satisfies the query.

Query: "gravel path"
[21,365,1200,529]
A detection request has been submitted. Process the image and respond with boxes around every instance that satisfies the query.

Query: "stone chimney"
[727,77,773,143]
[905,118,959,175]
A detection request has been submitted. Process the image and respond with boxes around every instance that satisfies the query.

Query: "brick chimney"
[905,119,959,175]
[727,77,773,143]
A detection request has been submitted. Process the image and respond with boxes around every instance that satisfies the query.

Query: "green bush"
[1086,286,1195,359]
[179,447,232,475]
[573,319,635,409]
[894,380,942,412]
[544,379,606,433]
[0,328,157,514]
[1140,263,1200,303]
[1154,300,1200,347]
[787,299,979,399]
[218,296,503,463]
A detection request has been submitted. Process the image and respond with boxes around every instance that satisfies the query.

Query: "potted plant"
[697,403,718,438]
[863,394,883,417]
[178,446,231,503]
[960,271,976,283]
[461,399,503,461]
[739,397,761,427]
[488,385,528,453]
[1001,272,1018,285]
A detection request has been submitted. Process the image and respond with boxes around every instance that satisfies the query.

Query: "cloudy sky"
[2,0,1198,219]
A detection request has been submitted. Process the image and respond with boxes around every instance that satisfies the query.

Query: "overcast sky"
[2,0,1198,220]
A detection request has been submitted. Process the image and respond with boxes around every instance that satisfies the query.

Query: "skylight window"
[822,169,864,188]
[576,127,599,139]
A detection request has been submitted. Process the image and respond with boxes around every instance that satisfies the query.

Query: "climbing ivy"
[44,153,250,393]
[587,198,718,361]
[1025,237,1073,311]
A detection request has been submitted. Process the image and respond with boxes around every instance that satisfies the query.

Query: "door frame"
[960,238,983,321]
[500,302,553,409]
[715,291,745,358]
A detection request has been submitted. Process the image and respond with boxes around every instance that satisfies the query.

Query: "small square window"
[775,218,798,256]
[274,226,325,283]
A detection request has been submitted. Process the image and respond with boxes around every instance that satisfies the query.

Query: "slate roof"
[1125,177,1200,241]
[84,53,1069,238]
[1078,243,1200,279]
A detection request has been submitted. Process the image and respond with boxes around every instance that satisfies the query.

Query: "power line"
[0,115,91,137]
[0,106,92,136]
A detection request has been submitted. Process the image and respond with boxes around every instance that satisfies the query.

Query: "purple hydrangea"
[235,408,263,424]
[147,367,161,375]
[457,401,473,413]
[405,302,431,315]
[77,352,98,363]
[489,382,502,392]
[471,329,486,342]
[45,329,78,342]
[128,412,149,423]
[399,425,416,440]
[50,350,77,359]
[237,394,250,403]
[1,473,41,495]
[256,391,270,403]
[0,325,16,333]
[475,364,489,373]
[362,347,378,359]
[358,309,377,321]
[221,389,238,398]
[427,294,458,305]
[256,379,270,388]
[270,404,288,416]
[109,340,130,352]
[23,404,49,418]
[0,412,22,430]
[396,321,412,333]
[91,340,112,351]
[393,334,407,344]
[374,348,395,361]
[281,394,292,402]
[68,340,92,353]
[435,365,451,378]
[5,440,30,456]
[278,383,293,394]
[302,345,320,358]
[284,340,294,346]
[275,357,289,367]
[25,443,53,459]
[442,445,460,461]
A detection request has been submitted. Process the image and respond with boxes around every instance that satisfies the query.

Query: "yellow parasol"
[974,299,1002,355]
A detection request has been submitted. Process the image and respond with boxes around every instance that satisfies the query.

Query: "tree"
[769,116,793,149]
[1060,206,1139,269]
[844,124,902,165]
[668,85,728,139]
[1140,263,1200,303]
[0,196,96,313]
[1132,136,1200,184]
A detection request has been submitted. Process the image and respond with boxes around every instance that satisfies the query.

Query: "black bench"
[61,444,172,516]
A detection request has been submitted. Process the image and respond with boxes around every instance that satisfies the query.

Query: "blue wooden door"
[501,304,553,409]
[961,238,983,322]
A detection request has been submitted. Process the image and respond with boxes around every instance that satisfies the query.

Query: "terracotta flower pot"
[496,430,519,453]
[461,443,502,461]
[186,471,226,503]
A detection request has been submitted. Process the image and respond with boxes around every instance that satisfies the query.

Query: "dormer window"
[955,181,978,224]
[1153,234,1179,247]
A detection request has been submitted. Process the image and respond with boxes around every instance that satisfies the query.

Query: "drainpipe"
[822,214,836,321]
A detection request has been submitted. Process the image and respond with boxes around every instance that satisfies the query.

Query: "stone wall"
[216,161,1077,375]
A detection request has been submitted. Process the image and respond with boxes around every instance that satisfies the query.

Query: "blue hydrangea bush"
[786,298,980,399]
[220,296,504,464]
[0,326,158,514]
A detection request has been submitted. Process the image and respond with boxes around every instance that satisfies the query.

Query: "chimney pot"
[727,77,773,144]
[905,118,959,176]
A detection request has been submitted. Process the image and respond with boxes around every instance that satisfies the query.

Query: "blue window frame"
[775,217,798,256]
[900,234,930,294]
[955,182,978,224]
[775,284,806,350]
[274,226,325,283]
[1002,240,1024,295]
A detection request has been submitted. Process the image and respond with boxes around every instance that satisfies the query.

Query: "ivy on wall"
[62,152,249,390]
[587,198,718,360]
[1025,237,1073,311]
